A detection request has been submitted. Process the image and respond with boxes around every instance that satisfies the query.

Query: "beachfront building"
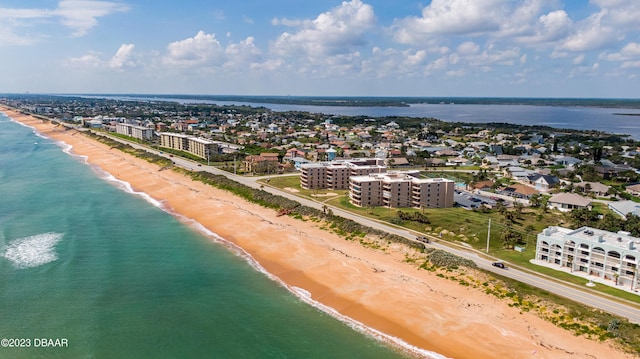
[244,153,279,174]
[300,158,386,190]
[116,123,154,141]
[159,132,218,159]
[536,226,640,290]
[349,171,455,209]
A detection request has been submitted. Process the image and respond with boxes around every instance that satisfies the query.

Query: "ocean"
[0,113,421,358]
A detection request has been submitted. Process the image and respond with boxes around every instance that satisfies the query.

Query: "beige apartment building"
[349,171,455,209]
[160,132,218,159]
[115,123,154,141]
[300,158,386,190]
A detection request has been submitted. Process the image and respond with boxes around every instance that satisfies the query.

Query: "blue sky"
[1,0,639,98]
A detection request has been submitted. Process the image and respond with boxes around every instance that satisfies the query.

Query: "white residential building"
[536,226,640,290]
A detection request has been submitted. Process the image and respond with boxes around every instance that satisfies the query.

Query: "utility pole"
[486,218,491,253]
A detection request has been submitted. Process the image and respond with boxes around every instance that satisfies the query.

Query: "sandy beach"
[2,106,634,359]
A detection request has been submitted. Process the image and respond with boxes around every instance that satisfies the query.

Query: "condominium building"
[159,132,218,159]
[244,153,280,174]
[536,226,640,290]
[115,123,154,141]
[349,171,455,209]
[300,158,386,190]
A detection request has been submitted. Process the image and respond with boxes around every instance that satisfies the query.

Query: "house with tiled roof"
[626,183,640,197]
[244,153,280,174]
[547,193,592,212]
[497,184,539,199]
[575,181,610,197]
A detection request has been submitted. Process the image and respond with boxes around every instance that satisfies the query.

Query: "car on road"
[416,236,430,243]
[492,262,506,269]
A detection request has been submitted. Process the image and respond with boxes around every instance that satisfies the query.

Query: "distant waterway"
[86,95,640,140]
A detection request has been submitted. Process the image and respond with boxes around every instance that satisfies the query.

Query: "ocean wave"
[2,232,63,269]
[89,166,166,209]
[284,282,450,359]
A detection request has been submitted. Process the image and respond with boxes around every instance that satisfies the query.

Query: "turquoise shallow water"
[0,114,425,358]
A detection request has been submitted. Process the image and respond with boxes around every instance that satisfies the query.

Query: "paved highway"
[102,133,640,323]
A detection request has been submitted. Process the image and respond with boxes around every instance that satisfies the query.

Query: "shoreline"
[2,106,634,359]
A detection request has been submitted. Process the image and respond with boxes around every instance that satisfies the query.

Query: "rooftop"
[542,226,639,251]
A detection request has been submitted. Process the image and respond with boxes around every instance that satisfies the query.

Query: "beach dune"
[2,106,633,359]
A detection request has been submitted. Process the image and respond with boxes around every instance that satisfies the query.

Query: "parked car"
[492,262,506,269]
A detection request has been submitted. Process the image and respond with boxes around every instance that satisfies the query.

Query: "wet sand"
[2,106,634,359]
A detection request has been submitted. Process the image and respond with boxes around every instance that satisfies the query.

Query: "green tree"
[529,193,542,208]
[569,208,600,227]
[501,227,523,249]
[598,213,623,233]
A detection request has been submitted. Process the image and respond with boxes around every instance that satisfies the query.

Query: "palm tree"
[513,201,524,218]
[529,193,542,208]
[567,255,574,273]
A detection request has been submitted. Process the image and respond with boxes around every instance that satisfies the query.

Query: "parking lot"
[454,190,500,209]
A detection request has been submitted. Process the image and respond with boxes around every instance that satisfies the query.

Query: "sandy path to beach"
[2,107,633,359]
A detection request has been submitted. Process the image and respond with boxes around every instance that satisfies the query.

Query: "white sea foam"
[2,232,63,269]
[90,166,166,209]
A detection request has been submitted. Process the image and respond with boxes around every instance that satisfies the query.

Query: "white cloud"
[393,0,509,44]
[621,61,640,69]
[224,37,263,70]
[0,0,128,43]
[66,51,104,67]
[515,10,572,45]
[55,0,129,37]
[457,41,480,55]
[404,49,427,66]
[65,43,137,69]
[271,0,376,59]
[446,69,466,77]
[602,42,640,61]
[108,44,137,69]
[560,11,619,52]
[163,31,224,67]
[211,10,225,21]
[573,53,585,65]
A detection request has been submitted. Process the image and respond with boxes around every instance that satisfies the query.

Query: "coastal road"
[101,134,640,323]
